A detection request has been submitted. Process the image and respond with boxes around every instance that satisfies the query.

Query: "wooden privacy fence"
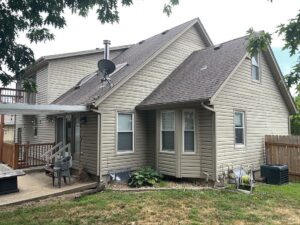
[265,135,300,178]
[2,142,54,169]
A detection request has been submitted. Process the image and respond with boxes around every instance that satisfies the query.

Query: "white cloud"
[17,0,300,58]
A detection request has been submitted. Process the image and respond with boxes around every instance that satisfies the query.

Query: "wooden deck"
[0,88,36,104]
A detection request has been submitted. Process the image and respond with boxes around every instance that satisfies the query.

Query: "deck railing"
[0,88,36,104]
[2,142,54,169]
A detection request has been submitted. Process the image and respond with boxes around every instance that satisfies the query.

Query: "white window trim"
[234,111,246,148]
[116,112,135,154]
[160,110,175,154]
[251,52,261,82]
[182,109,196,154]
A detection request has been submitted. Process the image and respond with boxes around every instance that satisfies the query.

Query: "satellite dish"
[98,59,116,76]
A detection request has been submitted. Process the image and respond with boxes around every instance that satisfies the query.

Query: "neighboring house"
[0,18,296,181]
[14,45,130,145]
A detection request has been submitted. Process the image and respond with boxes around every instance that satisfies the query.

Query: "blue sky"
[273,48,299,96]
[273,48,299,75]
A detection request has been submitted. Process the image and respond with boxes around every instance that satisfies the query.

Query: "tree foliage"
[246,29,272,57]
[0,0,176,91]
[291,95,300,135]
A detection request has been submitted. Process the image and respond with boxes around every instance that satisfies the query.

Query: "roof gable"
[209,45,297,114]
[53,18,213,106]
[138,36,297,114]
[138,36,248,108]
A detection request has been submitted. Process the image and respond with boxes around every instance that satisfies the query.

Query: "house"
[0,18,296,181]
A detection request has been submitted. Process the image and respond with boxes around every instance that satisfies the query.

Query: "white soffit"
[0,104,88,115]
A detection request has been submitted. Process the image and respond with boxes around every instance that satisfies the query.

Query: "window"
[33,117,38,136]
[251,53,260,81]
[117,113,134,152]
[234,111,245,145]
[183,110,195,153]
[161,111,175,152]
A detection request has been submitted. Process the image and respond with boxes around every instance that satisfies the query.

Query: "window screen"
[161,111,175,151]
[117,113,133,152]
[184,111,195,152]
[234,112,245,145]
[251,53,260,81]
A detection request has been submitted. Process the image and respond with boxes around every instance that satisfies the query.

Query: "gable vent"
[200,65,207,71]
[138,40,145,45]
[161,30,169,35]
[214,44,222,50]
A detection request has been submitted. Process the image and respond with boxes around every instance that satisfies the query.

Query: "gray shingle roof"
[53,18,206,106]
[138,36,248,108]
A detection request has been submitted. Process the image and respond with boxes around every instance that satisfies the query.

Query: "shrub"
[128,167,163,187]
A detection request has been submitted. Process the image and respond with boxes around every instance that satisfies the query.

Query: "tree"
[0,0,179,91]
[291,95,300,134]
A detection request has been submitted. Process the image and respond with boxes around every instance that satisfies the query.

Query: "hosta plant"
[128,167,163,187]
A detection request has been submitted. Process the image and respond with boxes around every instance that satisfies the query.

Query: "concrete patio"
[0,170,97,206]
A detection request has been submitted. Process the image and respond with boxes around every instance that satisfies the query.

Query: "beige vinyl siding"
[99,25,207,176]
[156,110,177,176]
[14,66,51,144]
[31,115,55,144]
[15,115,34,144]
[100,110,150,175]
[198,108,214,177]
[214,53,290,174]
[156,108,214,178]
[47,50,123,103]
[36,66,48,104]
[181,108,214,178]
[80,112,98,175]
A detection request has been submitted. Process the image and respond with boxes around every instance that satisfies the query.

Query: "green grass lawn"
[1,183,300,225]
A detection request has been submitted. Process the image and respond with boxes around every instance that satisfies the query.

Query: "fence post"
[13,144,19,169]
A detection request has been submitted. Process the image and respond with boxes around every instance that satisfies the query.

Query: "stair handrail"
[41,142,63,163]
[48,143,71,161]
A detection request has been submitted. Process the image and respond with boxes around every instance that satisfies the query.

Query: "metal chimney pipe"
[103,40,111,60]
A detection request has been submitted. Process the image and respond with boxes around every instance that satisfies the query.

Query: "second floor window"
[251,53,260,81]
[117,113,134,152]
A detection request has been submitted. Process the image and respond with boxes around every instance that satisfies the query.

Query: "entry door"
[66,114,80,161]
[56,116,80,161]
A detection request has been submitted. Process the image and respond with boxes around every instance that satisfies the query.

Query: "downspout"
[91,108,102,189]
[201,102,215,112]
[201,102,217,182]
